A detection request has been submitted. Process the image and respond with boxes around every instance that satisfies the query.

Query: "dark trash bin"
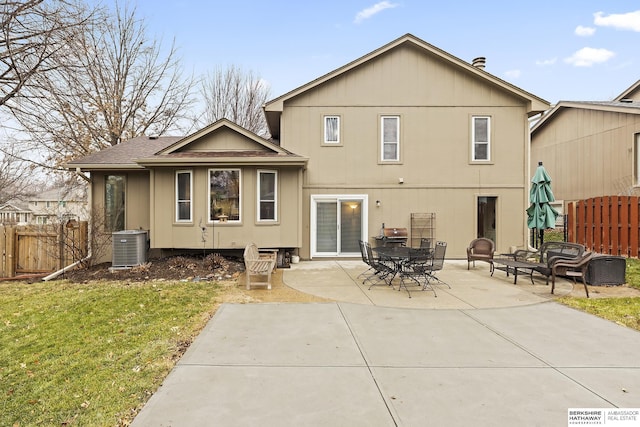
[585,256,626,286]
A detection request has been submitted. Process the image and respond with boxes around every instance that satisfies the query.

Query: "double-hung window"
[324,116,340,144]
[209,169,241,222]
[258,170,277,221]
[381,116,400,162]
[176,170,192,222]
[472,116,491,161]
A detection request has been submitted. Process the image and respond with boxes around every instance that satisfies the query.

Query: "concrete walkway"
[131,261,640,426]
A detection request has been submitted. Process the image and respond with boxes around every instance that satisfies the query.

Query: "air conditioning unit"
[112,230,148,267]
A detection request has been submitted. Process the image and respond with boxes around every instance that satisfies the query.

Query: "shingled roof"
[67,136,181,169]
[66,120,308,170]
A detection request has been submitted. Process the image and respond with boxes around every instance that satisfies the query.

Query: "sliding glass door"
[311,195,367,257]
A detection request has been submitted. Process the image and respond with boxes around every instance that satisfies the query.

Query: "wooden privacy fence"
[568,196,639,257]
[0,221,88,278]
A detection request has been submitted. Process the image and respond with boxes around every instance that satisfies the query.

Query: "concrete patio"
[283,259,575,309]
[131,260,640,427]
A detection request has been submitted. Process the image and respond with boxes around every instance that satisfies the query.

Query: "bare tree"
[4,2,196,170]
[0,0,91,108]
[200,65,271,137]
[0,147,37,205]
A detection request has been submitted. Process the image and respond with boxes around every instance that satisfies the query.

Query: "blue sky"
[106,1,639,104]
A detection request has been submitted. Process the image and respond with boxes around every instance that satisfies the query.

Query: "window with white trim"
[258,170,277,221]
[324,116,340,144]
[209,169,241,222]
[472,116,491,161]
[176,170,192,222]
[381,116,400,161]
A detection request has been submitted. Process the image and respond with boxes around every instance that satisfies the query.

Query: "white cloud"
[535,58,557,66]
[575,25,596,36]
[564,47,615,67]
[354,1,399,24]
[504,70,521,79]
[594,10,640,32]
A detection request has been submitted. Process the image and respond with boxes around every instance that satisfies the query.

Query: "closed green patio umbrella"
[526,162,558,246]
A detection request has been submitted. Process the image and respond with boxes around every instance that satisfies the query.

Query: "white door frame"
[310,194,368,258]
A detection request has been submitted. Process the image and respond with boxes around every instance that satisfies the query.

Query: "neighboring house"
[68,33,549,263]
[531,80,640,209]
[0,186,88,226]
[28,186,88,224]
[0,202,31,225]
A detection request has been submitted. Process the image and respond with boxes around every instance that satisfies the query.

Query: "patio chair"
[551,252,595,298]
[420,238,433,250]
[466,237,495,270]
[423,241,450,289]
[398,248,435,298]
[363,242,395,288]
[357,240,376,281]
[243,243,277,290]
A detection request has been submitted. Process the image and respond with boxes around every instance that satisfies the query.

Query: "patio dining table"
[373,246,433,281]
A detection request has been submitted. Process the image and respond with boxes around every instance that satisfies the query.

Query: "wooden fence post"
[567,202,575,243]
[629,196,640,258]
[6,226,15,277]
[0,225,5,277]
[594,196,602,254]
[619,196,629,256]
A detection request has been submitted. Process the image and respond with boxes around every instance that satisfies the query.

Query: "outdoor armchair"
[466,238,495,270]
[551,252,594,298]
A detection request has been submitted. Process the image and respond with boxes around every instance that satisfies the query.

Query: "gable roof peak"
[263,33,549,138]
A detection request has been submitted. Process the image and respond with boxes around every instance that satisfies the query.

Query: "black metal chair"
[363,242,395,288]
[398,248,434,298]
[357,240,375,281]
[422,241,450,289]
[420,238,433,250]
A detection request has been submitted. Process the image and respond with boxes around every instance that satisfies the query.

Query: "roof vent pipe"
[620,98,633,103]
[472,57,486,69]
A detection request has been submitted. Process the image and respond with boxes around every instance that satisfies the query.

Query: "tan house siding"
[176,127,263,152]
[278,44,536,258]
[299,187,526,260]
[149,167,302,250]
[91,171,150,231]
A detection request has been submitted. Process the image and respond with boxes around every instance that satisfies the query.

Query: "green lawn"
[0,280,221,427]
[558,257,640,331]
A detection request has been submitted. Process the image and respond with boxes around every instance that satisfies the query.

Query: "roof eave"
[135,156,308,167]
[65,163,146,171]
[531,101,640,134]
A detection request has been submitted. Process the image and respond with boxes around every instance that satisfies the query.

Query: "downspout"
[42,251,91,281]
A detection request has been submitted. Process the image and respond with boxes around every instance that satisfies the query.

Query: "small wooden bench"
[243,243,277,290]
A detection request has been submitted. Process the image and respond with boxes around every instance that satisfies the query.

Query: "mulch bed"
[61,254,245,283]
